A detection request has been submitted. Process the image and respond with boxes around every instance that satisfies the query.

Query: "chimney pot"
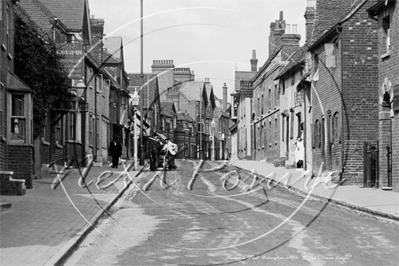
[250,50,258,72]
[292,24,297,34]
[307,0,316,8]
[223,84,228,112]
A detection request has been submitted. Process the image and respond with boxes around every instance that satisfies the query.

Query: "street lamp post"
[189,129,192,159]
[211,118,216,161]
[184,128,189,160]
[139,0,145,166]
[219,131,222,160]
[130,89,140,170]
[75,79,88,166]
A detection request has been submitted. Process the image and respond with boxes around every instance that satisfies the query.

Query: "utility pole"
[94,74,97,162]
[139,0,144,165]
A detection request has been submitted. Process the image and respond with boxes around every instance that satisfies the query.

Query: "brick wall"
[343,140,368,184]
[40,141,50,164]
[375,2,399,191]
[253,68,281,162]
[379,109,392,188]
[235,71,256,159]
[7,145,34,188]
[341,2,379,143]
[1,0,16,171]
[311,2,379,184]
[151,60,175,101]
[311,38,343,175]
[393,113,399,191]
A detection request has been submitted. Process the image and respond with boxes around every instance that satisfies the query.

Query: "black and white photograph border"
[0,0,398,266]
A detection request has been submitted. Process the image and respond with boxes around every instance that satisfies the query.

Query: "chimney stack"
[304,0,316,43]
[269,11,286,56]
[223,83,228,112]
[250,50,258,72]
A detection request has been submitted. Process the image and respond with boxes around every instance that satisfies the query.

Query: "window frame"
[314,119,321,149]
[383,15,391,52]
[261,94,264,114]
[89,114,94,146]
[55,117,64,145]
[6,4,11,50]
[10,94,27,143]
[333,112,341,143]
[67,103,77,141]
[296,112,302,139]
[0,84,3,138]
[290,110,294,139]
[268,86,271,111]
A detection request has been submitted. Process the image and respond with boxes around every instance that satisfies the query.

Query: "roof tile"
[38,0,86,31]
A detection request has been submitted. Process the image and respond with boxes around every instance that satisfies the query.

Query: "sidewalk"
[229,159,399,221]
[0,161,138,266]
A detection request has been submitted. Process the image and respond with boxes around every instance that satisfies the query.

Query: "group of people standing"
[149,135,178,171]
[108,135,178,171]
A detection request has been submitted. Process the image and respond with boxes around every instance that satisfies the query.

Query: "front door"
[363,142,379,188]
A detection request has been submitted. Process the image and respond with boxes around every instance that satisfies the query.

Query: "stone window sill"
[56,143,64,149]
[381,50,391,60]
[66,140,81,144]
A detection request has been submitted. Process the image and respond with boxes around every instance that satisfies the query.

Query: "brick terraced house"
[251,12,301,163]
[1,0,34,194]
[368,0,399,192]
[307,0,380,184]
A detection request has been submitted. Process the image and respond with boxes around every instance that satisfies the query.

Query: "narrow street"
[65,160,399,266]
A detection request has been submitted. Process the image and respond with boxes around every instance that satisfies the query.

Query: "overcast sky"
[89,0,308,99]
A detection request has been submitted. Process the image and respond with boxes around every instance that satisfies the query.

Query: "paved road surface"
[65,160,399,266]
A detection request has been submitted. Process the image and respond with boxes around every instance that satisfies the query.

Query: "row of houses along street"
[229,0,399,193]
[0,0,232,196]
[0,1,398,265]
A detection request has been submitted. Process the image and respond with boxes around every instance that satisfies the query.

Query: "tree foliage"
[14,15,72,138]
